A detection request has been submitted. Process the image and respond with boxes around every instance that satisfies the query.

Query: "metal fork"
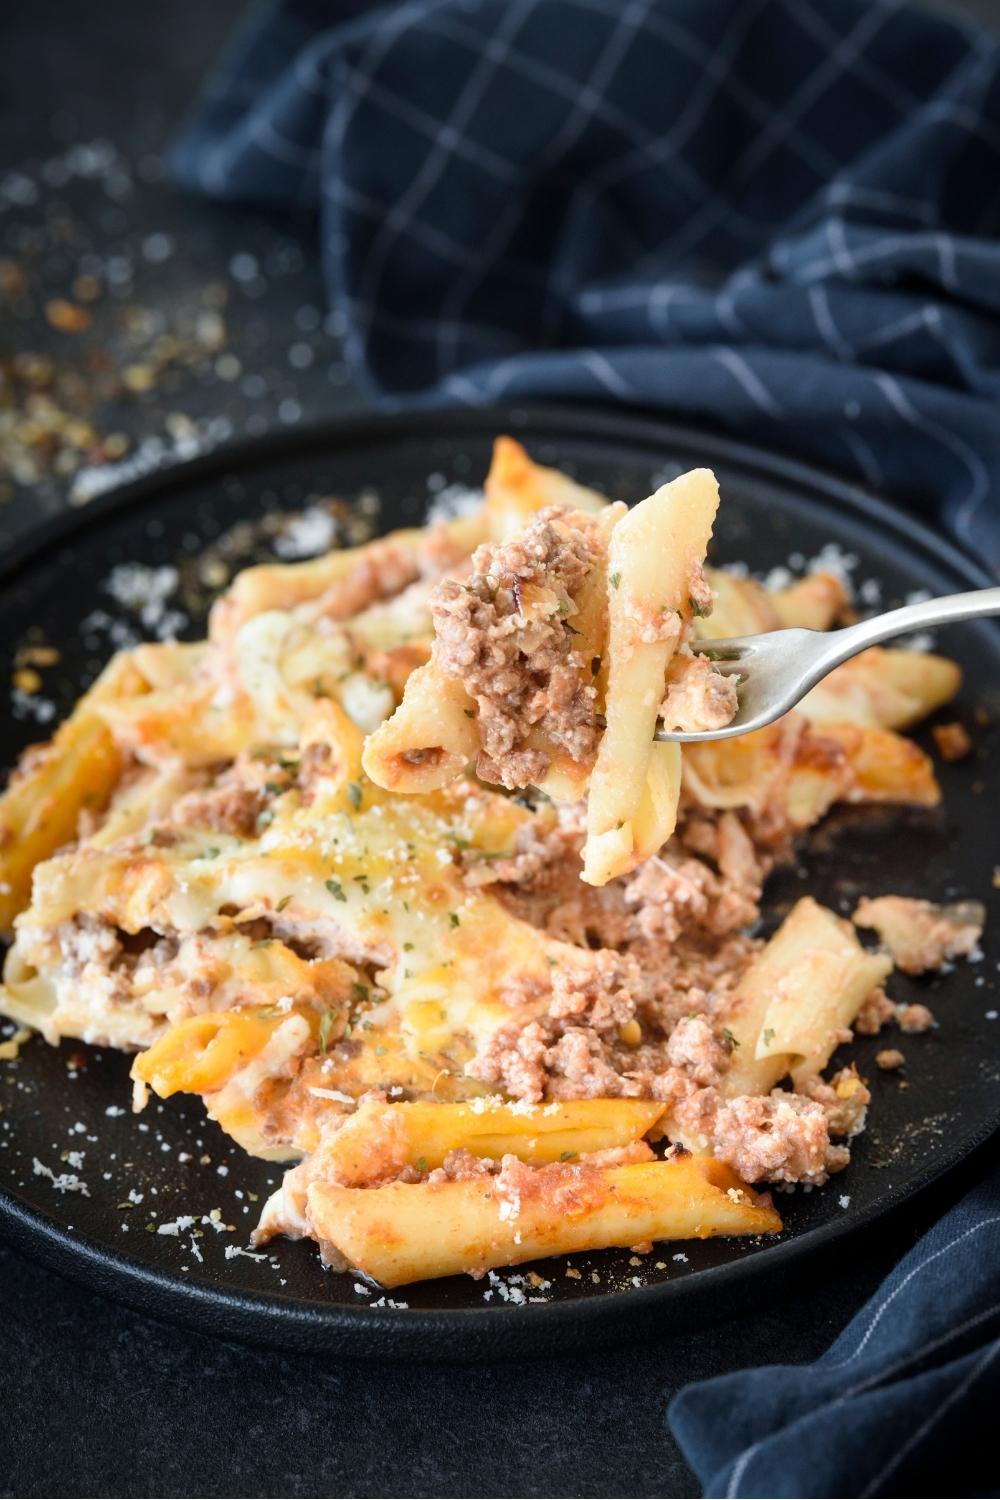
[654,586,1000,743]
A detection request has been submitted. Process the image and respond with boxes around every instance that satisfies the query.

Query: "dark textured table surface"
[1,4,997,1496]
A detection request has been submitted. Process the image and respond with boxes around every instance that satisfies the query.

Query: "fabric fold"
[172,0,1000,565]
[668,1164,1000,1497]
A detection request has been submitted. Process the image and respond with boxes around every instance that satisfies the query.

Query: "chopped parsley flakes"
[317,1010,335,1055]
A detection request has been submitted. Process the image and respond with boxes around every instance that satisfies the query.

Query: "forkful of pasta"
[655,584,1000,745]
[363,451,999,890]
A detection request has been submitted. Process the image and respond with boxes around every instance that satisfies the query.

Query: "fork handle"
[820,585,1000,667]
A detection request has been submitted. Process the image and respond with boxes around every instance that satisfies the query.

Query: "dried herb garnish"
[317,1010,335,1054]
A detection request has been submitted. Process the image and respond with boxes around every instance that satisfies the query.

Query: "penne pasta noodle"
[0,651,149,933]
[317,1097,667,1184]
[484,435,609,536]
[361,662,479,791]
[769,572,848,631]
[306,1154,781,1286]
[720,897,892,1095]
[583,468,720,886]
[798,647,960,731]
[824,723,941,807]
[210,530,426,641]
[698,567,779,639]
[683,717,941,832]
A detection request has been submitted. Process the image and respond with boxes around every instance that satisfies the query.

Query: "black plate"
[1,406,998,1360]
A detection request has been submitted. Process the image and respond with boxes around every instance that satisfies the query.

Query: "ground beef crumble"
[931,721,972,762]
[466,796,778,1107]
[854,985,896,1035]
[489,1146,655,1227]
[429,505,604,788]
[313,535,424,622]
[688,560,714,619]
[426,1147,496,1185]
[897,1002,935,1033]
[664,1015,730,1087]
[798,1065,871,1137]
[660,651,738,734]
[461,789,897,1185]
[467,950,642,1102]
[853,896,984,974]
[616,1062,852,1186]
[676,1088,847,1186]
[168,757,277,837]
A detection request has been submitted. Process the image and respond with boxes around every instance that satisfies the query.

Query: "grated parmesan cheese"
[273,507,338,560]
[425,484,483,525]
[33,1157,89,1195]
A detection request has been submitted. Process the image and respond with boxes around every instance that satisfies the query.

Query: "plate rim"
[2,400,998,1358]
[3,401,997,594]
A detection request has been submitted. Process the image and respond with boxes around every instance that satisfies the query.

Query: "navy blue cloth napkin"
[670,1162,1000,1498]
[173,0,1000,568]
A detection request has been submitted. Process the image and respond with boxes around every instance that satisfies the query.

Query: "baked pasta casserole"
[0,438,984,1287]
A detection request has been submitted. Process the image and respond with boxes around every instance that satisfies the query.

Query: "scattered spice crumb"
[45,299,92,334]
[12,668,41,694]
[897,1003,934,1034]
[0,1026,31,1061]
[932,722,972,762]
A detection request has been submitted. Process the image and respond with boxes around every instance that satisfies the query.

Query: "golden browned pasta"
[769,571,848,631]
[0,650,149,933]
[699,567,779,639]
[315,1097,666,1183]
[798,647,960,730]
[302,1154,781,1286]
[483,434,609,536]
